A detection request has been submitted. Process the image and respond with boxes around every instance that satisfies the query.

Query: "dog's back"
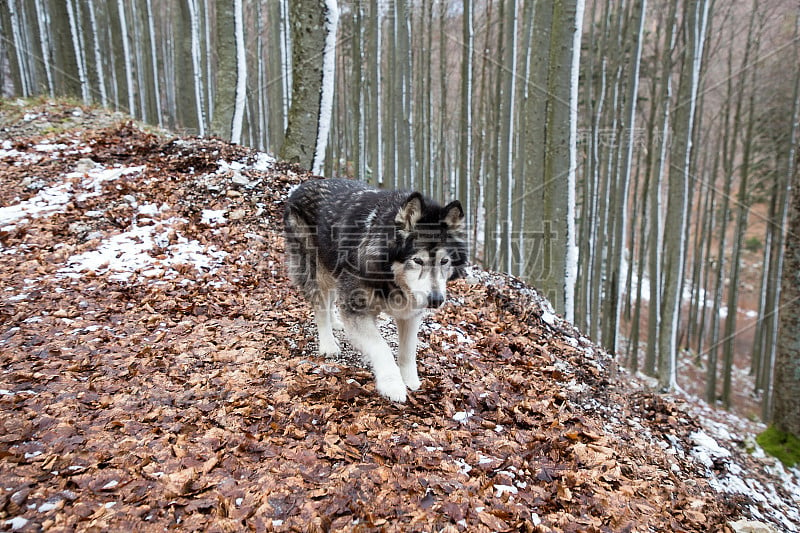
[284,178,405,292]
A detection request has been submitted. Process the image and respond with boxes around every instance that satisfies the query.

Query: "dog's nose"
[427,292,445,308]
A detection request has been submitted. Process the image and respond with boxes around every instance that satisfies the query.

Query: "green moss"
[756,426,800,467]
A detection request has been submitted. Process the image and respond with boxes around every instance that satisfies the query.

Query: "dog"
[284,178,467,402]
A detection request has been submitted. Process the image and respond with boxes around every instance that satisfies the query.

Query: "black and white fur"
[284,178,467,402]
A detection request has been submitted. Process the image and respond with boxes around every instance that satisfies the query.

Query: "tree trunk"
[770,13,800,433]
[458,0,473,236]
[658,0,709,391]
[522,0,583,319]
[279,0,338,173]
[209,0,246,143]
[773,146,800,437]
[211,0,235,139]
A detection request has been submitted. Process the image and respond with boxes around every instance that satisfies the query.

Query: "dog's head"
[391,193,468,309]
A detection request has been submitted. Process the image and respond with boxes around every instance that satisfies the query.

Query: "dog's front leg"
[396,314,423,391]
[314,289,340,356]
[343,314,407,402]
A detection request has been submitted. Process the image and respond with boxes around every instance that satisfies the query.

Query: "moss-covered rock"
[756,426,800,467]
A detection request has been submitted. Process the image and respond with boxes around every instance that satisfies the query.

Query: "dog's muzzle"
[427,292,445,309]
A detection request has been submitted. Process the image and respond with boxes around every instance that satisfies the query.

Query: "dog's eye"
[413,258,424,266]
[440,257,450,265]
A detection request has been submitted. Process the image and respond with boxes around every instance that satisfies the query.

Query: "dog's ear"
[442,200,465,229]
[396,192,425,231]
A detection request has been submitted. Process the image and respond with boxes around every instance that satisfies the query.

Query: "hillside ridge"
[0,100,797,532]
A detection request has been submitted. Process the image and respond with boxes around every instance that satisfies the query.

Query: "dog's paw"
[318,336,341,357]
[376,375,407,403]
[400,366,421,391]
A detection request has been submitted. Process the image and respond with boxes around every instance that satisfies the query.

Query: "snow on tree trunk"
[659,0,709,391]
[5,0,30,96]
[521,0,582,319]
[279,0,291,131]
[605,0,647,351]
[564,0,584,324]
[459,0,473,241]
[279,0,338,173]
[145,0,161,127]
[311,0,339,175]
[230,0,246,144]
[210,0,246,144]
[33,0,54,97]
[117,0,136,117]
[186,0,206,136]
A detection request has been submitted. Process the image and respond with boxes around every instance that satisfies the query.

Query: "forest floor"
[0,99,798,532]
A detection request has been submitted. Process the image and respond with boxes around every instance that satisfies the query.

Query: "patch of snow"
[454,458,472,475]
[34,142,69,152]
[217,159,245,172]
[201,209,227,226]
[59,217,228,283]
[102,480,119,490]
[0,389,35,396]
[137,203,163,217]
[494,484,518,496]
[0,165,144,232]
[478,453,495,465]
[4,517,28,530]
[0,182,72,229]
[38,501,59,512]
[453,410,474,423]
[253,152,274,171]
[691,430,731,461]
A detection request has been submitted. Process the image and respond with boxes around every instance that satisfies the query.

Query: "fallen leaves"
[0,104,774,532]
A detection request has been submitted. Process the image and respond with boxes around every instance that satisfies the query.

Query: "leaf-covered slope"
[0,102,796,532]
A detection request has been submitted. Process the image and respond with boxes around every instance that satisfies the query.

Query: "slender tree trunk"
[368,0,382,185]
[645,2,676,377]
[605,0,647,353]
[721,7,761,408]
[459,0,474,239]
[499,0,518,274]
[659,0,709,391]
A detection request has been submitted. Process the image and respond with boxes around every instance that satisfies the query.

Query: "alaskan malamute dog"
[284,178,467,402]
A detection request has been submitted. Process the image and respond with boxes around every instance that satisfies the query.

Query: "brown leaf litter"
[0,101,797,532]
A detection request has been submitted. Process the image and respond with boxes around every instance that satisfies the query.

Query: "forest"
[1,0,799,435]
